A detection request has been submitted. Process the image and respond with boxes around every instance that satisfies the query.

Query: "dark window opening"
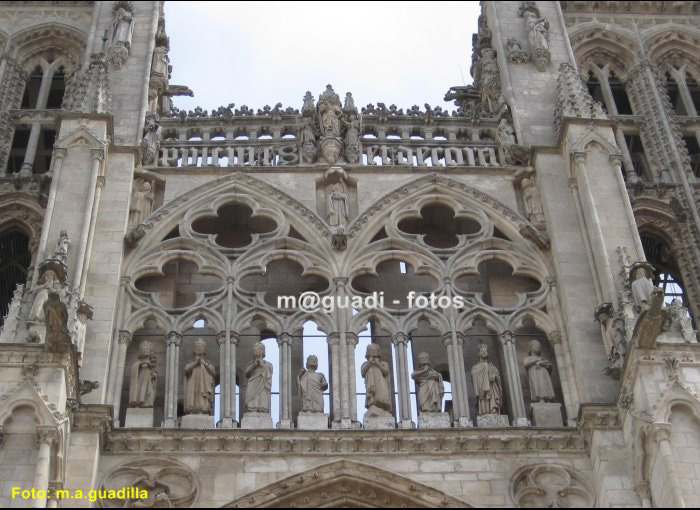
[20,67,43,109]
[688,76,700,114]
[666,73,688,116]
[586,72,608,113]
[684,136,700,177]
[45,68,66,109]
[640,233,690,311]
[624,134,651,180]
[610,73,633,115]
[6,129,30,174]
[0,231,30,328]
[35,129,56,174]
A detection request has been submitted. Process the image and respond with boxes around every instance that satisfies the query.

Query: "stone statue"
[55,230,71,262]
[666,298,695,342]
[318,85,343,138]
[411,352,444,413]
[112,5,134,48]
[523,10,549,51]
[29,269,59,324]
[141,114,162,166]
[151,45,170,78]
[522,177,545,227]
[595,304,627,375]
[129,341,158,408]
[327,181,349,228]
[300,116,317,164]
[244,342,273,413]
[183,339,215,415]
[631,266,656,311]
[496,119,516,146]
[297,355,328,413]
[361,343,393,417]
[523,340,555,402]
[44,292,71,352]
[344,115,361,163]
[471,344,503,415]
[129,179,155,228]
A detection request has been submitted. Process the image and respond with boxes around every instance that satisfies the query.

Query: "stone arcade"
[1,1,700,508]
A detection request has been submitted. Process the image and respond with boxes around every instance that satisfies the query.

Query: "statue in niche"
[297,355,328,413]
[522,177,546,228]
[496,118,516,146]
[522,9,549,51]
[362,344,393,417]
[244,342,273,414]
[327,181,350,228]
[129,179,155,228]
[129,340,158,408]
[523,340,555,402]
[112,4,134,48]
[471,343,503,415]
[344,115,361,163]
[411,352,444,413]
[631,265,656,312]
[141,114,162,166]
[183,339,215,415]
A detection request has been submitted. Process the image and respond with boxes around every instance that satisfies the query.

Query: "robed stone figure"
[298,355,328,413]
[631,266,655,311]
[411,352,444,413]
[129,341,158,408]
[184,339,215,415]
[361,344,393,417]
[244,342,273,414]
[471,344,503,415]
[523,340,555,403]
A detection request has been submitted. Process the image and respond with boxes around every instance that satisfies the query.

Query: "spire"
[554,63,606,135]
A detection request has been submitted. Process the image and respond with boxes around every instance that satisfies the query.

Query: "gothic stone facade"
[1,1,700,508]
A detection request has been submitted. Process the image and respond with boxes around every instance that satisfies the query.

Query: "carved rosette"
[98,457,198,508]
[511,464,595,508]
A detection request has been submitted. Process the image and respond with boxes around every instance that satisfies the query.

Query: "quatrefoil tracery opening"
[351,259,438,309]
[397,203,481,248]
[191,203,277,249]
[239,259,329,308]
[455,260,541,309]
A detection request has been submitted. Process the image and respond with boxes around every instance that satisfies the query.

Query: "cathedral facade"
[1,1,700,507]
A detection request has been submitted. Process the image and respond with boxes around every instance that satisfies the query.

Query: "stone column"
[672,68,698,117]
[499,331,528,426]
[34,148,67,272]
[34,427,59,508]
[613,127,639,183]
[230,332,239,424]
[105,277,131,399]
[635,481,652,509]
[328,332,342,427]
[610,154,646,260]
[72,147,104,291]
[216,331,233,428]
[20,66,55,176]
[652,423,685,507]
[277,332,293,429]
[346,332,359,424]
[547,331,575,425]
[47,481,63,508]
[443,332,472,427]
[164,331,182,428]
[111,330,132,426]
[391,332,414,429]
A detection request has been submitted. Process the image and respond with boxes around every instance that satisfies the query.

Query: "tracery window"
[0,231,30,327]
[641,233,689,309]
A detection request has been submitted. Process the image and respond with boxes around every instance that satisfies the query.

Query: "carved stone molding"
[511,463,595,507]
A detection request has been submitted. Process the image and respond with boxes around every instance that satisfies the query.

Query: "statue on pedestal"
[129,341,158,408]
[411,352,444,413]
[361,344,392,417]
[523,340,555,402]
[244,342,273,414]
[631,265,656,312]
[327,181,349,228]
[298,355,328,413]
[183,339,215,415]
[471,344,503,415]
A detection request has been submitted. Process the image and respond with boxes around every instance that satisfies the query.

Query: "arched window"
[640,233,689,309]
[586,71,607,113]
[609,71,633,114]
[0,231,30,326]
[665,72,688,116]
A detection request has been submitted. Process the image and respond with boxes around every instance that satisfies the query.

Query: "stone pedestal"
[180,414,214,429]
[363,417,396,430]
[125,408,154,428]
[530,402,564,427]
[240,412,274,430]
[418,412,451,429]
[476,414,510,428]
[297,412,329,430]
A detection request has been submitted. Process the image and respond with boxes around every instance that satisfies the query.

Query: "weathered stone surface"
[530,402,564,428]
[296,412,329,430]
[124,407,153,428]
[240,412,274,430]
[476,415,510,428]
[180,414,214,429]
[418,412,452,429]
[363,416,396,430]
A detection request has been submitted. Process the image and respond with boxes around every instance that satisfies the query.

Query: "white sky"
[171,1,479,424]
[166,1,481,114]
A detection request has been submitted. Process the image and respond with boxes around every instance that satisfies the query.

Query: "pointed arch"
[507,307,558,338]
[232,307,284,336]
[12,23,86,73]
[568,23,639,79]
[348,307,399,336]
[222,459,471,508]
[456,307,506,334]
[399,307,451,336]
[0,380,65,428]
[122,307,173,334]
[174,306,226,333]
[282,310,335,336]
